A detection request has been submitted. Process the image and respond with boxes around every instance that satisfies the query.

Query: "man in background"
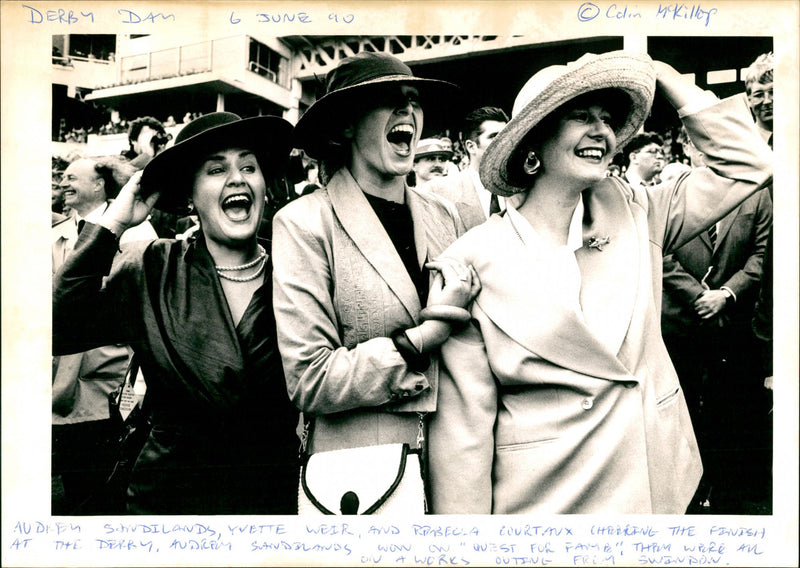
[622,132,665,189]
[412,138,453,186]
[422,106,508,230]
[51,156,157,515]
[661,124,772,514]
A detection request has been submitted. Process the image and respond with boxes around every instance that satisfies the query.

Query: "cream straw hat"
[481,50,657,196]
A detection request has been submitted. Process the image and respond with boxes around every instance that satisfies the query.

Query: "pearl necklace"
[215,245,267,282]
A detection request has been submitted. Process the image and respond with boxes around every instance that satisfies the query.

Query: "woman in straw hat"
[272,52,479,515]
[53,112,300,514]
[427,51,772,514]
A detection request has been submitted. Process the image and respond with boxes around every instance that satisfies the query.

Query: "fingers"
[468,265,481,298]
[143,190,162,209]
[425,258,472,285]
[124,170,145,196]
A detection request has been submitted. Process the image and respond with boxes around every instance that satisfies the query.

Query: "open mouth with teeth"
[386,124,415,156]
[221,193,253,221]
[576,148,605,161]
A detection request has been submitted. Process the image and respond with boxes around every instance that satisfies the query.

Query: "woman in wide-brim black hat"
[272,51,480,515]
[427,51,773,515]
[53,112,301,515]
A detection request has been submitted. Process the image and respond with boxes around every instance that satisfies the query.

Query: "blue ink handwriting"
[118,9,175,24]
[23,5,94,24]
[655,3,718,26]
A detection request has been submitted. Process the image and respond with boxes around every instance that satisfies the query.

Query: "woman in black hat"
[271,52,479,515]
[427,52,772,515]
[53,112,300,514]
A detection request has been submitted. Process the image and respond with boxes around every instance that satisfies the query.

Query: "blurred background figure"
[424,106,509,230]
[121,116,177,238]
[661,123,772,514]
[412,138,453,186]
[294,160,320,197]
[622,131,665,189]
[51,155,157,515]
[744,52,773,147]
[122,116,171,170]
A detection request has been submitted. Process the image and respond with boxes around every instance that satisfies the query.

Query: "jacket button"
[582,398,594,410]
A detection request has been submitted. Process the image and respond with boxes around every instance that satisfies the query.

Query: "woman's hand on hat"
[653,60,711,110]
[100,170,161,237]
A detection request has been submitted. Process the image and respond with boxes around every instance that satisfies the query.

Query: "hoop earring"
[523,151,541,176]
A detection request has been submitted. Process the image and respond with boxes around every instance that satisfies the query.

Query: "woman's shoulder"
[274,189,331,220]
[443,214,508,262]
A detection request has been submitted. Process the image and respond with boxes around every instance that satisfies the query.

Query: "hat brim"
[481,52,656,197]
[293,75,459,160]
[140,116,293,214]
[415,150,454,161]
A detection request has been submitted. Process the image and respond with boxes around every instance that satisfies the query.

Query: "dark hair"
[127,116,167,154]
[92,156,137,199]
[622,132,664,167]
[128,116,166,141]
[461,106,509,143]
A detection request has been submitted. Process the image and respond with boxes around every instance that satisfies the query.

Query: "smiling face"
[537,104,618,187]
[748,81,773,131]
[59,158,107,215]
[346,84,423,181]
[191,148,266,248]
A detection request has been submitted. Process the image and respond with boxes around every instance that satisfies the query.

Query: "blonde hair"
[744,52,774,95]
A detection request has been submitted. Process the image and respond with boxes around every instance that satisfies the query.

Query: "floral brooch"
[587,236,611,251]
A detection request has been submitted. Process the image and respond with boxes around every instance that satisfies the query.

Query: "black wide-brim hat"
[140,112,293,214]
[292,51,459,160]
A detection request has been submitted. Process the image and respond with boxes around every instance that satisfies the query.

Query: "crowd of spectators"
[49,51,774,517]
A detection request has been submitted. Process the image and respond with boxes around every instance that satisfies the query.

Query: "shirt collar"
[506,193,584,253]
[469,168,505,217]
[78,202,109,224]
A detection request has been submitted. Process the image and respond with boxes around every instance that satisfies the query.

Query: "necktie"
[489,193,501,216]
[767,133,773,149]
[77,219,86,234]
[707,223,717,249]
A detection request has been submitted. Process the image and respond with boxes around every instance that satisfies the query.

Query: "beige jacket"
[272,168,465,452]
[428,94,772,514]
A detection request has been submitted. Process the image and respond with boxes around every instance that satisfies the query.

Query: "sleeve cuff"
[720,286,737,302]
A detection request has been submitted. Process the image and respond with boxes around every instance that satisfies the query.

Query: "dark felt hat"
[292,52,458,160]
[140,112,293,214]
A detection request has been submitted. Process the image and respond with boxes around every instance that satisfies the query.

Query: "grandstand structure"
[52,33,772,156]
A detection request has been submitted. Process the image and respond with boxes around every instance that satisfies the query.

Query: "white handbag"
[298,442,426,515]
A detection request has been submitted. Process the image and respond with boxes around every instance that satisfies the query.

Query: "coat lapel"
[455,171,487,228]
[328,169,422,322]
[469,214,632,383]
[574,180,640,356]
[714,203,742,252]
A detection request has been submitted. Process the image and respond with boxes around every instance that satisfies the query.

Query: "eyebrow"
[203,150,256,162]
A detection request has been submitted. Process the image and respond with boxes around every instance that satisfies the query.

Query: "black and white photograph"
[2,1,798,567]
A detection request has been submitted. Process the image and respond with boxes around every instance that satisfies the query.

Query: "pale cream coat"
[428,94,773,514]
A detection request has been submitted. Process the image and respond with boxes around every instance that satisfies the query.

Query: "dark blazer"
[53,226,299,515]
[661,188,772,336]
